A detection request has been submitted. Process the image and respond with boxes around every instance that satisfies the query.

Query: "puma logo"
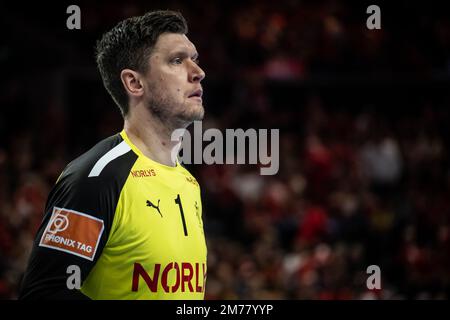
[146,199,162,217]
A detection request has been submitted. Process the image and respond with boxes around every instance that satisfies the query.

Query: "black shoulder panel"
[19,133,138,300]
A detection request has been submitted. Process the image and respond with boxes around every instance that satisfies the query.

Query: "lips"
[188,89,203,98]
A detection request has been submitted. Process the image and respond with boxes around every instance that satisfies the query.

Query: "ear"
[120,69,144,98]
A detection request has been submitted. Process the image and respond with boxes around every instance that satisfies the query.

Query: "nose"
[189,61,205,83]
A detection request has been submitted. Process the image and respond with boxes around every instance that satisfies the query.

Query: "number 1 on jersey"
[175,194,188,236]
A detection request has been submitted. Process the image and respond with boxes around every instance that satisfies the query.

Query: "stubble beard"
[146,87,205,132]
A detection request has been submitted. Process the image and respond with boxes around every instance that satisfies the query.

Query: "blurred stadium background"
[0,0,449,299]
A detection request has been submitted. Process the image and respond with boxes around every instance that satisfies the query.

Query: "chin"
[188,103,205,121]
[176,105,204,124]
[189,109,205,122]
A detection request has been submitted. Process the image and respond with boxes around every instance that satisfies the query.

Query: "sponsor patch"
[39,207,104,261]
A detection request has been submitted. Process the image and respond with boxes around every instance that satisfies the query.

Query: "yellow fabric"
[81,130,207,299]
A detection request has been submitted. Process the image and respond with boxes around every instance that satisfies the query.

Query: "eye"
[171,57,182,65]
[193,57,200,65]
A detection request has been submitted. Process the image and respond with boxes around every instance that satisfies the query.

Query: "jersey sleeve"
[19,136,137,300]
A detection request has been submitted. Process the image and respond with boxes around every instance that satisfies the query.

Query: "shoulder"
[177,163,201,189]
[61,133,137,185]
[38,134,139,254]
[51,134,138,207]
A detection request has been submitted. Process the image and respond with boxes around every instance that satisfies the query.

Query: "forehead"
[152,33,197,55]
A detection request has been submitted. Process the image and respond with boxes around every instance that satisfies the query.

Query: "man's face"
[142,33,205,127]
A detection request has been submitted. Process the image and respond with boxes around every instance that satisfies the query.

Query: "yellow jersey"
[19,130,207,300]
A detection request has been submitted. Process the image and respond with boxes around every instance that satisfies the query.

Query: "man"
[19,10,207,299]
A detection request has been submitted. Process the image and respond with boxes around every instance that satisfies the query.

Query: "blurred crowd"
[201,100,449,299]
[1,0,449,299]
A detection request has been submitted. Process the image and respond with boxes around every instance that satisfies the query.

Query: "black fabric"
[19,133,138,300]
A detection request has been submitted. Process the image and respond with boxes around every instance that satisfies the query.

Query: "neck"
[123,103,186,167]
